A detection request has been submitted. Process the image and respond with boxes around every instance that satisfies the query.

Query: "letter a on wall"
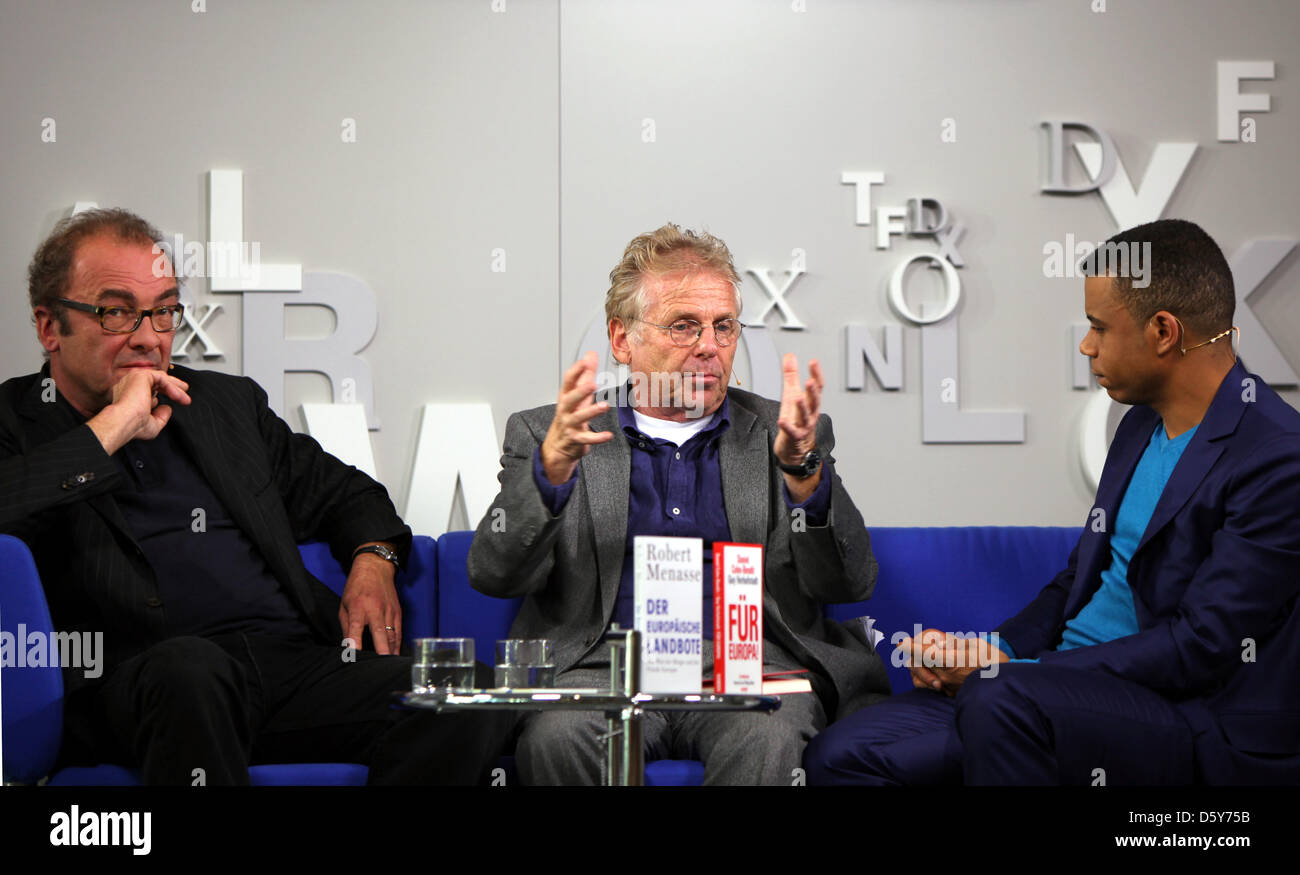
[405,404,501,537]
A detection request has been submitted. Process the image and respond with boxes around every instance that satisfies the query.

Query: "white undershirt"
[631,408,718,446]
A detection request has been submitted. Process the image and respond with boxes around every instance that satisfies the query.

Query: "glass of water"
[411,638,475,692]
[494,639,555,689]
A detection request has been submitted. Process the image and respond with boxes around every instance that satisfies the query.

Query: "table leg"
[604,628,646,786]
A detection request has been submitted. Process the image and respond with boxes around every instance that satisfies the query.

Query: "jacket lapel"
[718,394,790,635]
[581,403,629,620]
[1062,403,1154,619]
[166,393,235,505]
[1133,363,1244,556]
[719,399,769,546]
[164,389,254,519]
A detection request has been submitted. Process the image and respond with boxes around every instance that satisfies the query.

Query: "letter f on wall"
[1217,61,1274,142]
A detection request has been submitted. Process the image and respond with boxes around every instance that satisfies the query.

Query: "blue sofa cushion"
[436,531,521,666]
[45,763,370,787]
[298,535,439,647]
[0,534,65,784]
[826,526,1080,694]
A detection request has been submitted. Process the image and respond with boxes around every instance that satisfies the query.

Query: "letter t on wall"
[840,172,885,225]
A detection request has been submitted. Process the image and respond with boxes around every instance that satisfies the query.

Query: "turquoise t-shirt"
[1004,421,1199,661]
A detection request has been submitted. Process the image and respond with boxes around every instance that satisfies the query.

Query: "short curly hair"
[1079,218,1234,338]
[28,207,167,332]
[605,223,743,338]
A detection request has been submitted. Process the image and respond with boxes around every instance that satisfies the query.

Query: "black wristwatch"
[352,543,401,569]
[777,447,822,478]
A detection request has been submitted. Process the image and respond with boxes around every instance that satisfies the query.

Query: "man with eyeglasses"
[469,223,887,784]
[804,218,1300,786]
[0,208,513,784]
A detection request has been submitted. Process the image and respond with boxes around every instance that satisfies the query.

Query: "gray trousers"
[516,640,825,786]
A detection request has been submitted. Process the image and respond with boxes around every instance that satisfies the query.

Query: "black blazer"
[0,364,411,696]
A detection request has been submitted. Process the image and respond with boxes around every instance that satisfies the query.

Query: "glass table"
[396,630,781,786]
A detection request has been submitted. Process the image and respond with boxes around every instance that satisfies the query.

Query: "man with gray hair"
[469,223,888,784]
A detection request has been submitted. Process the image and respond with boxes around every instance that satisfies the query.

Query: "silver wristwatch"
[352,543,401,569]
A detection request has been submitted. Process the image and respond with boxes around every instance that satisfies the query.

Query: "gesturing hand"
[773,353,823,466]
[539,351,614,485]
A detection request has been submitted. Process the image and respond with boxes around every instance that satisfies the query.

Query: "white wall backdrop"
[3,0,1296,533]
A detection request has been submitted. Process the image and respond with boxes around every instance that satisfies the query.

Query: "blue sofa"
[433,526,1081,783]
[3,526,1080,785]
[826,526,1080,694]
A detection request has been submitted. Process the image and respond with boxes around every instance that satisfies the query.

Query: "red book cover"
[712,542,764,693]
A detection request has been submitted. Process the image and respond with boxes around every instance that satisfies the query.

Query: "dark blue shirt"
[114,427,312,640]
[532,393,831,637]
[611,400,733,635]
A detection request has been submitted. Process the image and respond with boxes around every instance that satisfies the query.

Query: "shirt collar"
[617,390,732,449]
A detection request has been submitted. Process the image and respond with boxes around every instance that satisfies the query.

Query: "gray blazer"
[467,387,889,721]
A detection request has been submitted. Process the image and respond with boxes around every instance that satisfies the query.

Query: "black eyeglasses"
[635,318,742,347]
[55,298,185,334]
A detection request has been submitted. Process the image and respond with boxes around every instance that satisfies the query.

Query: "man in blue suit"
[805,219,1300,785]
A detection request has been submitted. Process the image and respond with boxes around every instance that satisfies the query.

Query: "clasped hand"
[900,628,1010,697]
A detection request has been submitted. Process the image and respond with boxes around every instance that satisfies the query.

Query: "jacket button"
[145,598,163,608]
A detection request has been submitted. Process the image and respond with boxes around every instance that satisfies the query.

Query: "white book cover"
[712,542,764,693]
[633,535,703,693]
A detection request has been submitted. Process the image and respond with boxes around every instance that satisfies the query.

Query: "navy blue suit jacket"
[997,361,1300,783]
